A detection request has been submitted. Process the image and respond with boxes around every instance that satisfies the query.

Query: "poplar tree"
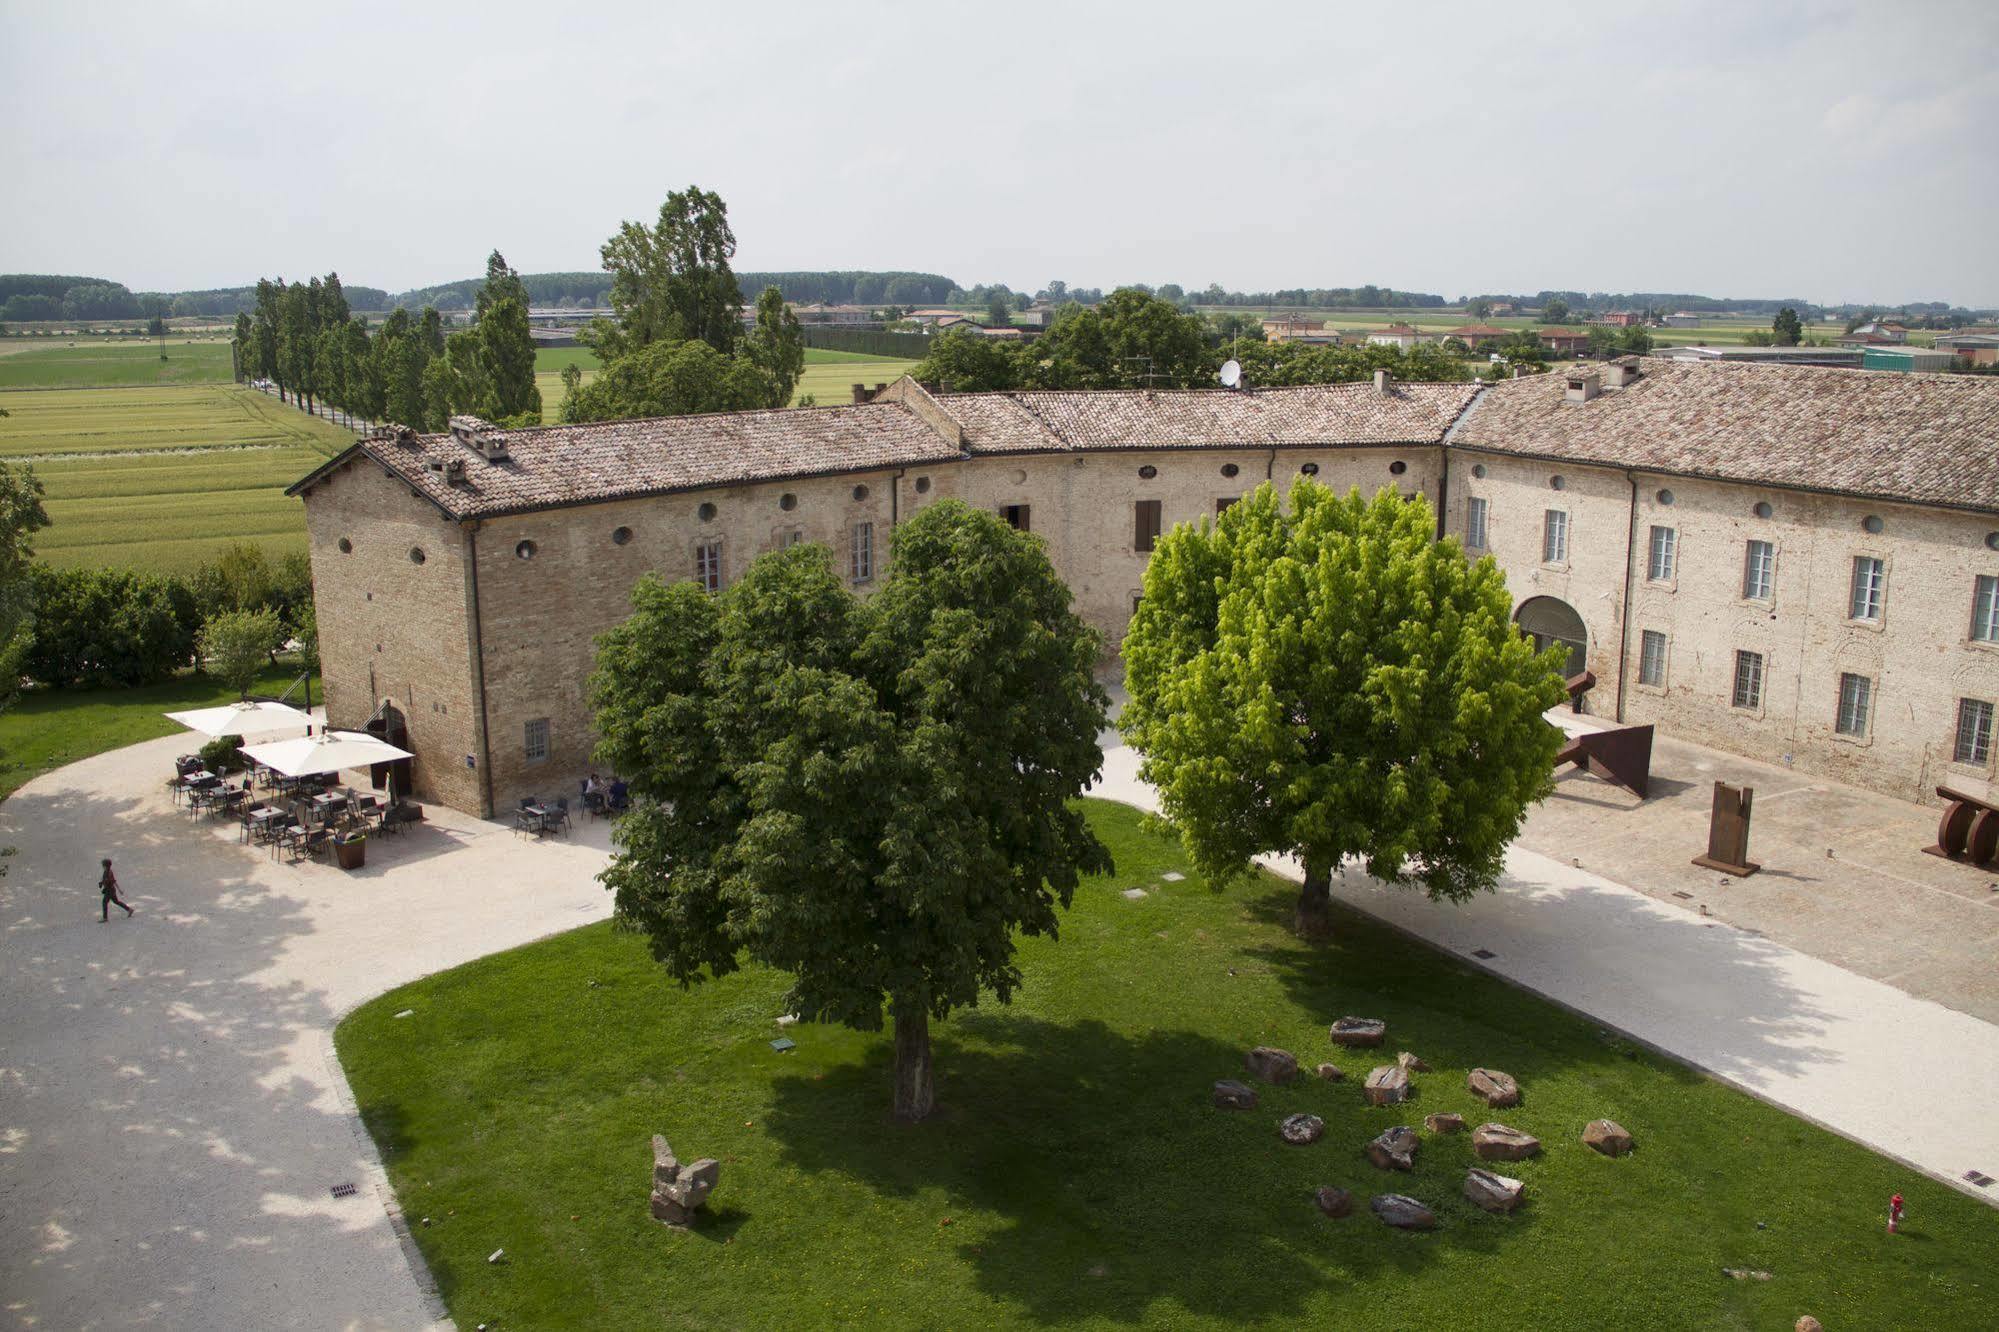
[1121,481,1566,936]
[589,184,744,358]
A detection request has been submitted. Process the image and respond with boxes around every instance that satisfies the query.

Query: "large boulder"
[1366,1125,1419,1171]
[1463,1167,1525,1214]
[1583,1119,1635,1157]
[1314,1186,1354,1218]
[1330,1017,1386,1048]
[1369,1194,1437,1230]
[1246,1046,1300,1084]
[1363,1064,1411,1105]
[1471,1122,1542,1162]
[649,1135,719,1225]
[1212,1079,1259,1110]
[1280,1113,1325,1145]
[1468,1068,1521,1108]
[1423,1112,1466,1135]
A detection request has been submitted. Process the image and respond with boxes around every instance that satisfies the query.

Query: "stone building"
[290,361,1999,817]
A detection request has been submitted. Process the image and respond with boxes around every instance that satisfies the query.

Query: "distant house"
[1263,316,1343,346]
[792,303,873,325]
[904,309,967,327]
[1837,331,1898,348]
[1488,302,1516,316]
[976,326,1031,340]
[1845,320,1908,344]
[1437,323,1509,350]
[1935,331,1999,366]
[1599,311,1640,328]
[1662,312,1703,328]
[930,314,984,331]
[1366,323,1432,350]
[1537,327,1591,355]
[1860,346,1960,373]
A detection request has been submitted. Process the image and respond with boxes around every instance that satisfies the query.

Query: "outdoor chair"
[582,789,607,820]
[550,797,572,836]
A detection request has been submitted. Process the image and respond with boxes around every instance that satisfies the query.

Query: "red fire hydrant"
[1887,1194,1904,1234]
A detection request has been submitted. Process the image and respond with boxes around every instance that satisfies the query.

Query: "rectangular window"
[1216,497,1238,515]
[850,522,874,583]
[524,717,550,763]
[1134,499,1162,552]
[1002,504,1030,532]
[1973,574,1999,643]
[1836,673,1872,738]
[1465,496,1488,550]
[780,528,805,549]
[1542,509,1569,564]
[696,539,722,594]
[1743,540,1775,601]
[1638,630,1667,686]
[1647,525,1677,582]
[1731,650,1764,710]
[1849,555,1885,621]
[1957,698,1995,765]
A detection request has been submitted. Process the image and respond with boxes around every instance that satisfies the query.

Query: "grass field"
[338,798,1995,1331]
[0,338,234,388]
[0,379,354,574]
[0,658,307,800]
[531,344,917,413]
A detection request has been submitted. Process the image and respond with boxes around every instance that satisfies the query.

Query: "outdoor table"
[521,804,551,838]
[249,807,287,843]
[311,791,346,814]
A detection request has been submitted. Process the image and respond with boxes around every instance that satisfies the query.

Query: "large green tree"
[590,501,1112,1121]
[1025,288,1211,389]
[198,608,284,699]
[1121,481,1566,936]
[0,461,50,712]
[738,285,806,407]
[560,338,772,422]
[1772,307,1804,346]
[589,185,743,359]
[910,325,1026,391]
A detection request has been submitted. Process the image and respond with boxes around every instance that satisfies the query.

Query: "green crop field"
[0,338,234,388]
[796,357,916,404]
[0,371,355,574]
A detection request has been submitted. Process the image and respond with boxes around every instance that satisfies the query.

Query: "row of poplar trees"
[231,252,541,430]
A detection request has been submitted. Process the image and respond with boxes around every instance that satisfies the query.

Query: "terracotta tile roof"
[1456,360,1999,514]
[291,403,965,520]
[938,382,1482,454]
[1442,324,1510,337]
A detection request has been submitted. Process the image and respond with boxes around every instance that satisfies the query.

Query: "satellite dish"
[1218,359,1242,389]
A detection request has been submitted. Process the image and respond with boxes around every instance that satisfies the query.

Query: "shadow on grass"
[763,1012,1517,1327]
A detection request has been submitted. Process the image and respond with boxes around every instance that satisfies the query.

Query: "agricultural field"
[531,343,917,413]
[0,336,234,388]
[0,360,355,573]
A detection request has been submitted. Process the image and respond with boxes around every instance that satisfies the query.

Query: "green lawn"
[337,799,1994,1331]
[0,659,308,800]
[795,356,915,405]
[0,338,234,389]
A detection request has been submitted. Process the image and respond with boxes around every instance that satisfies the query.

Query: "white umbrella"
[165,699,312,739]
[238,730,413,778]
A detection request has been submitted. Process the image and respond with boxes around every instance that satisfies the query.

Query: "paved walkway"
[0,733,614,1330]
[1091,724,1999,1206]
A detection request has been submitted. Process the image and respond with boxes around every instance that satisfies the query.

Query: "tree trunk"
[1294,855,1333,939]
[892,1008,935,1123]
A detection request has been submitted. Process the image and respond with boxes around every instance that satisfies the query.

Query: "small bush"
[198,733,247,774]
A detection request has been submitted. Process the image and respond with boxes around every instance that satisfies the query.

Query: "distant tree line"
[233,254,540,430]
[388,269,959,312]
[909,289,1474,393]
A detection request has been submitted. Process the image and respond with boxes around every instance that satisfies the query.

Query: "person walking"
[99,858,134,922]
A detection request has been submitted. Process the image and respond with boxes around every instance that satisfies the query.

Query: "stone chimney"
[1374,369,1392,394]
[1601,357,1642,389]
[448,415,509,462]
[1564,370,1602,405]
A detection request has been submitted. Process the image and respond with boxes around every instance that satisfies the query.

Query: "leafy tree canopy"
[1121,481,1566,935]
[199,608,285,699]
[0,463,50,712]
[590,500,1112,1120]
[1772,307,1804,346]
[589,185,744,359]
[561,338,773,422]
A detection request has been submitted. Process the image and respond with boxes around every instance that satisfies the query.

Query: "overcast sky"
[4,1,1996,305]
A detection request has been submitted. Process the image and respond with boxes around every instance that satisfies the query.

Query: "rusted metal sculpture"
[1553,724,1654,799]
[1565,669,1596,714]
[1926,787,1999,870]
[1692,781,1760,876]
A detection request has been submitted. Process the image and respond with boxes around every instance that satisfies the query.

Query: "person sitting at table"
[607,776,629,812]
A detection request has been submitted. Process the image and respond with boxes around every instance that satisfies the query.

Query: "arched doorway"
[364,700,414,797]
[1515,596,1588,678]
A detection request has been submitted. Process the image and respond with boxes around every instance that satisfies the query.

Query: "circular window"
[1389,460,1408,477]
[1220,463,1240,478]
[337,537,353,554]
[1754,501,1774,519]
[698,502,717,521]
[408,546,426,565]
[1862,514,1883,534]
[515,540,537,560]
[1472,464,1487,479]
[851,484,869,502]
[915,476,931,494]
[779,493,798,512]
[1138,465,1158,480]
[1300,462,1319,476]
[1656,488,1674,506]
[1011,469,1027,485]
[612,526,633,546]
[1549,475,1566,491]
[1987,531,1999,552]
